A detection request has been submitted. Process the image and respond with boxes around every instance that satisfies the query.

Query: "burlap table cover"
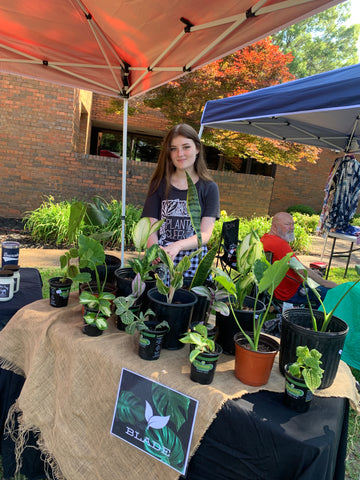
[0,293,359,480]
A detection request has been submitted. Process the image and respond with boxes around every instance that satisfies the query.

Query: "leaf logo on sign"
[145,400,170,429]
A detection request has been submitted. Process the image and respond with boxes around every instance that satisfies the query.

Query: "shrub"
[287,204,315,216]
[23,197,142,248]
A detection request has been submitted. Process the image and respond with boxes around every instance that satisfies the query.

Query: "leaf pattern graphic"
[116,391,144,424]
[152,385,190,431]
[145,426,185,468]
[145,400,170,429]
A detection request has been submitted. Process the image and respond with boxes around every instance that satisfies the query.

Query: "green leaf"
[186,172,202,249]
[133,217,151,252]
[144,425,185,468]
[152,385,190,432]
[190,244,218,288]
[68,201,87,243]
[116,391,144,424]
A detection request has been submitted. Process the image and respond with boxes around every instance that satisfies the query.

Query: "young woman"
[142,123,220,278]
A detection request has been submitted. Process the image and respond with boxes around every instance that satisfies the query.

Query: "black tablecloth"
[0,267,46,479]
[0,268,43,331]
[183,390,348,480]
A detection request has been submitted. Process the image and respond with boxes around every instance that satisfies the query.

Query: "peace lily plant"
[289,258,360,332]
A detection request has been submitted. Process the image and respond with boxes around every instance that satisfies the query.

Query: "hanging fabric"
[317,155,360,235]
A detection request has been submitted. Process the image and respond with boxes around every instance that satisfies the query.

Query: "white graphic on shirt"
[159,199,194,245]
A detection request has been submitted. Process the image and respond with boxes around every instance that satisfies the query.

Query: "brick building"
[0,73,346,220]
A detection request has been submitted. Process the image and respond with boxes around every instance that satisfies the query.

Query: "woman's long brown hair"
[147,123,213,197]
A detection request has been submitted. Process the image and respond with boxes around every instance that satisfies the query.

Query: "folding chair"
[215,219,240,275]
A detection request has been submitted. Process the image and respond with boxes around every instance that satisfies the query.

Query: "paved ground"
[13,234,360,270]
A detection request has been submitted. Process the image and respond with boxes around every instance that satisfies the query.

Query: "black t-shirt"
[142,178,220,247]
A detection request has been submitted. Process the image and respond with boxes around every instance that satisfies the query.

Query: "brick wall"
[1,72,358,221]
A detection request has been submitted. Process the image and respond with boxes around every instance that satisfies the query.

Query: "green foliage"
[214,251,292,351]
[128,217,163,281]
[287,204,315,216]
[23,196,72,245]
[288,346,324,393]
[289,260,360,332]
[23,197,142,247]
[272,2,359,78]
[180,323,216,363]
[114,294,157,335]
[79,289,115,330]
[156,248,201,304]
[186,172,202,249]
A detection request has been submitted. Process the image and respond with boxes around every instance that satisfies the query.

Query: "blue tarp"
[201,63,360,153]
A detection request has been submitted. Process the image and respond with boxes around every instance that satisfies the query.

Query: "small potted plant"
[79,288,115,336]
[114,278,169,361]
[48,246,92,308]
[180,323,223,385]
[284,345,324,412]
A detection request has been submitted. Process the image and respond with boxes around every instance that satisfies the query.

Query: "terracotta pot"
[234,332,279,387]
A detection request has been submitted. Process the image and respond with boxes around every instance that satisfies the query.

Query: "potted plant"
[147,247,200,350]
[279,260,360,389]
[284,345,324,412]
[78,234,116,334]
[114,276,169,360]
[214,251,293,386]
[48,245,93,308]
[190,278,229,337]
[180,323,223,385]
[214,230,267,354]
[115,217,163,304]
[79,288,115,336]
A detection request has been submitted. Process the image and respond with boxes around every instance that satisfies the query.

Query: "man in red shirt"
[261,212,336,305]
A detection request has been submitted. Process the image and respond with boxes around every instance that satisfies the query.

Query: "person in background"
[261,212,337,306]
[142,123,220,278]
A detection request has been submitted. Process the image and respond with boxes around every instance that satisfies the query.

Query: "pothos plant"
[214,252,293,351]
[288,345,324,393]
[180,323,216,363]
[289,258,360,332]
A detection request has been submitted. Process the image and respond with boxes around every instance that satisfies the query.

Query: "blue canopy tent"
[200,63,360,153]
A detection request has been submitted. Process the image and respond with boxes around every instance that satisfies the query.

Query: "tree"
[141,38,319,167]
[108,38,320,167]
[272,1,359,78]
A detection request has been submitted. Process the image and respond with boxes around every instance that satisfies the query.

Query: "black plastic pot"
[280,308,349,389]
[114,267,157,312]
[283,364,313,412]
[48,277,73,307]
[138,320,169,360]
[183,277,212,324]
[216,296,266,355]
[190,343,222,385]
[147,288,197,350]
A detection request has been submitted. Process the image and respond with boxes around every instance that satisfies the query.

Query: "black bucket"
[216,296,266,355]
[280,308,348,389]
[147,288,197,350]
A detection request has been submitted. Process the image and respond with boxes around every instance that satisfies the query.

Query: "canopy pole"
[198,125,204,139]
[121,98,128,267]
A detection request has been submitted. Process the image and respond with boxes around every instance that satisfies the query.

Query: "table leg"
[344,242,354,278]
[326,237,336,279]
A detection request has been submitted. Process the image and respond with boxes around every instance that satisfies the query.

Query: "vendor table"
[0,293,359,480]
[323,232,360,279]
[0,267,46,479]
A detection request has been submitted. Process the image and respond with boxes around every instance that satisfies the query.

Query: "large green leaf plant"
[214,250,293,351]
